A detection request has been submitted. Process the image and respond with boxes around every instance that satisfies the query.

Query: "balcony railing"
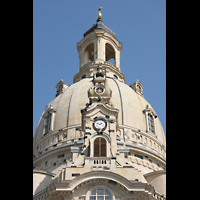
[80,61,118,72]
[85,157,116,166]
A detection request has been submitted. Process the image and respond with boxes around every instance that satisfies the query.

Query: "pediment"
[81,102,119,132]
[84,102,118,118]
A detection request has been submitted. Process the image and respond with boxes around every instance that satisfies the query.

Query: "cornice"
[118,124,166,151]
[85,101,119,115]
[33,140,84,165]
[73,61,126,83]
[117,140,166,165]
[77,29,122,53]
[33,169,56,177]
[33,124,82,151]
[60,170,153,192]
[144,170,166,178]
[46,170,165,199]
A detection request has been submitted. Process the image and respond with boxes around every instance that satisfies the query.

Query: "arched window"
[84,43,94,64]
[94,137,106,157]
[143,105,157,134]
[44,112,52,135]
[105,43,115,64]
[90,189,112,200]
[148,113,155,134]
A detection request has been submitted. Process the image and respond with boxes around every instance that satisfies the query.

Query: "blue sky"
[33,0,166,136]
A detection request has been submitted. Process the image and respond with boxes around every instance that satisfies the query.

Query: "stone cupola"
[77,18,122,70]
[74,17,124,83]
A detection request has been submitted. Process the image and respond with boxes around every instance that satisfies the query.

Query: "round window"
[94,86,105,95]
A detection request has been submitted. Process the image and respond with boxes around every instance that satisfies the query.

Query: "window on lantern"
[148,113,155,134]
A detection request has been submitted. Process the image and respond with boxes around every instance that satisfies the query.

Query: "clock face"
[93,118,107,131]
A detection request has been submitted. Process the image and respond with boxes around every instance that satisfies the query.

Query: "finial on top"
[97,7,102,19]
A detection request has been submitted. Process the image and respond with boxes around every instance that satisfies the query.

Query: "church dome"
[33,76,166,149]
[33,11,166,199]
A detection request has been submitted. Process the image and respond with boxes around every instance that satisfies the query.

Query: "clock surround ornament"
[95,86,105,95]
